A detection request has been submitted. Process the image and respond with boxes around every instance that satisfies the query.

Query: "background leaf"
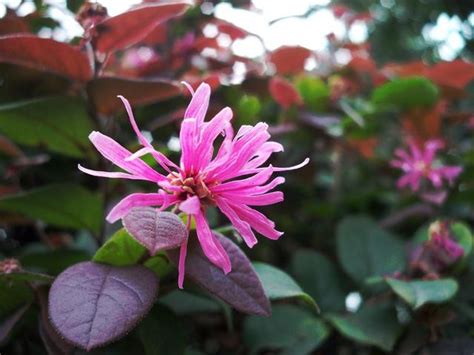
[386,278,458,309]
[0,34,92,81]
[336,215,406,284]
[87,77,182,115]
[0,184,103,233]
[138,304,186,355]
[0,96,94,157]
[94,2,192,53]
[291,249,347,313]
[371,76,439,110]
[327,303,403,352]
[243,304,330,355]
[253,262,318,311]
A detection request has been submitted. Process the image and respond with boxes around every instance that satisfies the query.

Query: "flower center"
[414,160,427,173]
[167,172,214,203]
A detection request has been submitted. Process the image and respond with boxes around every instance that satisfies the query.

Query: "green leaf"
[386,278,458,309]
[138,305,186,355]
[0,271,53,283]
[327,303,402,352]
[291,249,347,312]
[243,304,330,355]
[371,76,439,110]
[0,184,103,233]
[0,96,94,157]
[159,290,221,315]
[296,77,329,112]
[93,229,146,266]
[253,262,318,311]
[451,222,473,263]
[144,253,174,278]
[237,95,261,124]
[0,279,34,318]
[336,215,406,284]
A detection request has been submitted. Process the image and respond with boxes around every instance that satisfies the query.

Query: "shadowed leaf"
[48,261,159,350]
[327,303,403,352]
[243,304,329,355]
[87,77,182,115]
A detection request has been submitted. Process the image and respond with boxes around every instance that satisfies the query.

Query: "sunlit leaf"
[0,34,92,81]
[0,96,94,157]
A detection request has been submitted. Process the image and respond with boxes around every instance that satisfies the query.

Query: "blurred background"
[0,0,473,354]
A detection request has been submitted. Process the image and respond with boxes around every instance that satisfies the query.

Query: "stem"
[379,203,435,229]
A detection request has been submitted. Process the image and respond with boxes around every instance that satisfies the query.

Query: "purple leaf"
[48,261,158,350]
[168,234,271,316]
[123,208,187,255]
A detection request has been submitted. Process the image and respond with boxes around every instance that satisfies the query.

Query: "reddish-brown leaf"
[269,46,312,75]
[269,77,302,109]
[402,100,447,140]
[87,76,182,115]
[0,11,29,35]
[426,60,474,90]
[94,1,192,54]
[0,34,92,82]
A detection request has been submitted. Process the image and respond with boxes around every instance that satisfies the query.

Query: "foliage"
[0,0,473,354]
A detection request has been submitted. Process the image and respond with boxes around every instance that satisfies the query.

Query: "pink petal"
[118,95,179,172]
[211,167,274,193]
[179,196,201,215]
[88,131,166,183]
[179,118,197,173]
[178,237,188,289]
[220,191,284,206]
[106,192,177,223]
[184,82,211,126]
[194,107,233,170]
[216,198,257,248]
[229,202,283,240]
[194,210,231,274]
[78,164,146,181]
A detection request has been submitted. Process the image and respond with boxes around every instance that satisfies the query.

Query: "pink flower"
[79,82,308,288]
[391,139,462,192]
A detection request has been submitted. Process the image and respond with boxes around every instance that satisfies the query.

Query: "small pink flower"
[79,82,308,288]
[391,139,462,192]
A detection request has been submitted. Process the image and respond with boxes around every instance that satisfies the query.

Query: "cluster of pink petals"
[391,139,462,192]
[79,82,308,288]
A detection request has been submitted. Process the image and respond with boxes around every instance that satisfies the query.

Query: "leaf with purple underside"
[167,234,271,316]
[48,261,159,350]
[123,208,187,255]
